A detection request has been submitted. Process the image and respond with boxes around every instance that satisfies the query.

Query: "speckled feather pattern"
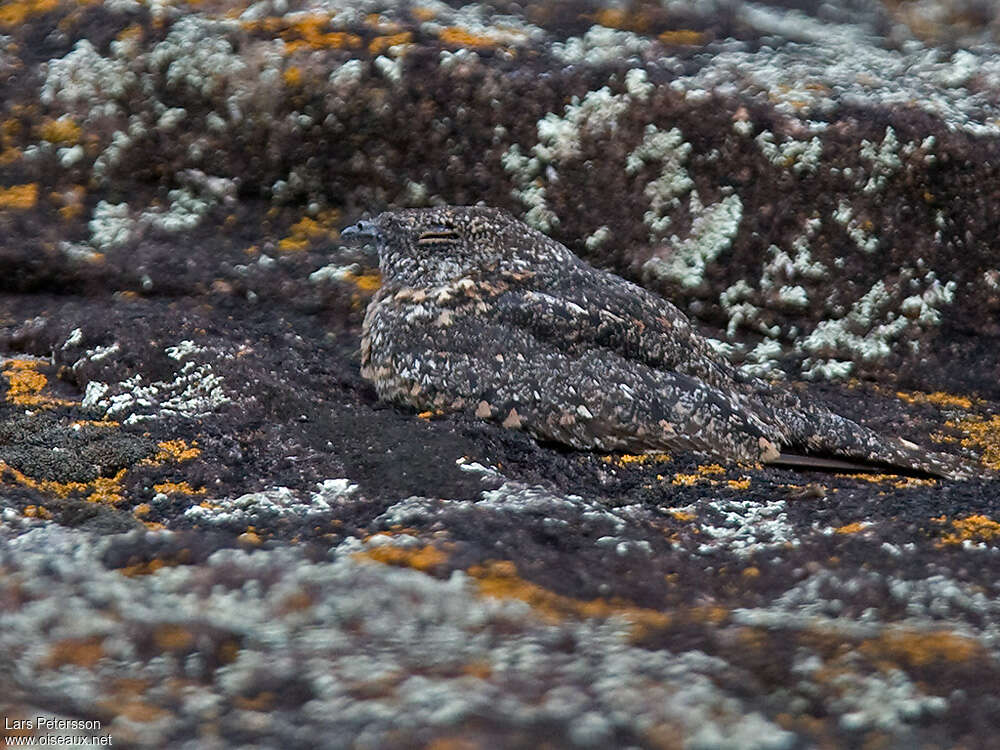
[357,207,969,479]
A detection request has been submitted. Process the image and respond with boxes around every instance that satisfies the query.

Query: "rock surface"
[1,0,1000,747]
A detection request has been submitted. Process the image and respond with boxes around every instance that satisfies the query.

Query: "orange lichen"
[152,439,201,463]
[234,692,277,711]
[280,590,314,612]
[834,521,868,535]
[278,210,341,252]
[601,452,671,466]
[688,605,729,625]
[590,7,661,33]
[4,359,49,403]
[460,661,492,680]
[411,7,436,22]
[115,22,143,43]
[46,636,105,668]
[152,624,195,652]
[896,476,938,488]
[671,463,726,486]
[87,469,128,504]
[669,510,696,522]
[696,463,725,475]
[289,30,361,52]
[39,116,82,145]
[670,475,699,486]
[0,460,87,498]
[358,544,449,572]
[896,390,973,410]
[438,27,499,48]
[938,514,1000,546]
[243,15,362,52]
[468,560,674,637]
[71,418,120,428]
[239,528,263,546]
[2,358,76,408]
[658,29,706,46]
[369,31,413,54]
[341,270,382,293]
[837,472,936,488]
[53,185,87,220]
[153,481,206,496]
[0,183,39,210]
[1,117,21,138]
[862,629,983,668]
[593,8,627,29]
[117,558,180,577]
[0,460,127,505]
[0,0,59,28]
[282,66,302,87]
[947,415,1000,470]
[727,478,751,490]
[58,202,85,220]
[23,504,53,519]
[0,147,21,166]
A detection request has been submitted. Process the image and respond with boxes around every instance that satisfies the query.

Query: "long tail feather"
[767,450,968,479]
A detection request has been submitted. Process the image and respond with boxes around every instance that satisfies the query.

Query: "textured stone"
[2,1,1000,748]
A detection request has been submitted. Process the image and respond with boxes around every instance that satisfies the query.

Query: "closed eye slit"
[417,225,462,245]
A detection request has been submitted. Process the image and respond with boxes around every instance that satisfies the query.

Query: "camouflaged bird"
[344,206,971,479]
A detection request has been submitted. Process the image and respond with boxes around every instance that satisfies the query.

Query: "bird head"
[341,206,572,286]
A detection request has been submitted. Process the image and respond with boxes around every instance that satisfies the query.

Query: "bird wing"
[490,263,741,394]
[365,290,780,461]
[485,267,973,479]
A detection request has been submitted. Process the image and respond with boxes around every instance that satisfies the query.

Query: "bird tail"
[768,449,970,479]
[768,408,975,480]
[769,453,896,474]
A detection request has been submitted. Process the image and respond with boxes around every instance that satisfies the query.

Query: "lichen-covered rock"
[2,1,1000,748]
[4,0,1000,385]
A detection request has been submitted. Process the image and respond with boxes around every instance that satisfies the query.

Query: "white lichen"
[88,201,135,251]
[83,359,231,424]
[859,126,901,194]
[832,200,879,254]
[502,86,636,231]
[624,68,653,101]
[644,193,743,289]
[373,54,402,84]
[739,339,786,378]
[551,25,651,66]
[777,285,809,310]
[795,271,955,377]
[755,131,824,174]
[535,87,630,163]
[584,225,612,251]
[40,40,137,120]
[626,125,694,239]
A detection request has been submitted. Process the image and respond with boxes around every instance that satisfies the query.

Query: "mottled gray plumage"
[345,206,970,479]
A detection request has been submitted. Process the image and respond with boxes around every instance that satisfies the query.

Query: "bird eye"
[417,224,462,246]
